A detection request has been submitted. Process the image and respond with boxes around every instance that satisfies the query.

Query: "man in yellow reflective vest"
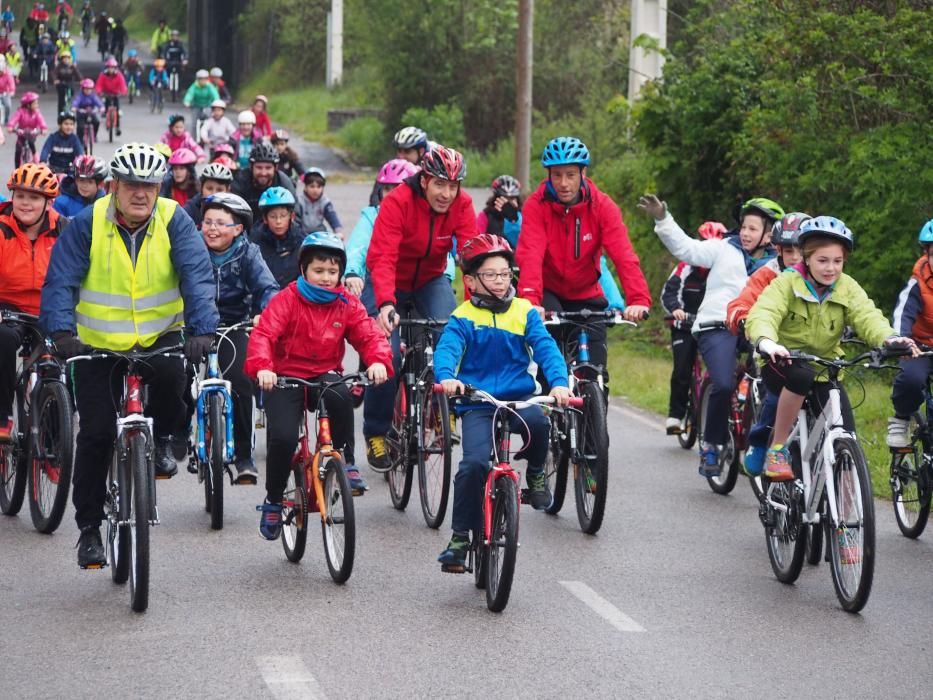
[40,142,218,569]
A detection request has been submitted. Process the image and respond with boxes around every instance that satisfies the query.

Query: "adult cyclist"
[515,136,652,386]
[361,145,479,470]
[39,142,218,569]
[393,126,429,165]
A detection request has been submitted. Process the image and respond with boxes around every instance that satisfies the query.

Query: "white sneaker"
[886,417,910,449]
[665,417,682,435]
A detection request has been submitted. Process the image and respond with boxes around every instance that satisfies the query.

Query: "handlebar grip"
[432,383,446,394]
[568,397,584,408]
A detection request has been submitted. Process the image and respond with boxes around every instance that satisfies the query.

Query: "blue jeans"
[892,355,933,418]
[361,275,456,438]
[452,405,549,535]
[696,329,737,446]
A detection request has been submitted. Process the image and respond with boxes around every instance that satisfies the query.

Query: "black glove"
[184,334,213,363]
[52,332,89,359]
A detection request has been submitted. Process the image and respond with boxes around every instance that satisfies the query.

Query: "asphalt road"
[2,50,933,700]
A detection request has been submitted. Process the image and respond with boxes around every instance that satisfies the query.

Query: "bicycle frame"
[194,350,234,465]
[115,370,158,525]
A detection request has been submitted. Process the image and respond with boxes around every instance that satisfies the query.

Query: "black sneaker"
[438,532,470,572]
[76,526,106,569]
[526,470,552,510]
[235,457,259,484]
[154,437,178,479]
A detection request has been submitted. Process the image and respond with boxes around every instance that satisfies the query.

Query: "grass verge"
[607,333,898,500]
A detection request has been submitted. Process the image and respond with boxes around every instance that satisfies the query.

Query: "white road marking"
[559,581,646,632]
[257,656,327,700]
[608,403,663,432]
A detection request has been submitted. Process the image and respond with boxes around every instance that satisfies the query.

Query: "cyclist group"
[0,30,930,610]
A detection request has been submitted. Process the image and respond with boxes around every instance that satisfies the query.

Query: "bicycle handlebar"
[65,344,186,365]
[697,320,728,330]
[543,309,640,327]
[433,383,584,409]
[0,310,40,325]
[275,372,371,391]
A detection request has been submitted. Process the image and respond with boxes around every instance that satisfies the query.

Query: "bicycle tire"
[281,459,308,563]
[572,382,609,534]
[699,379,740,495]
[128,82,134,105]
[28,381,73,533]
[107,109,114,143]
[890,439,931,539]
[764,481,806,583]
[805,521,823,567]
[127,431,151,612]
[321,455,355,583]
[417,377,451,529]
[544,412,568,515]
[0,385,26,515]
[207,393,225,530]
[473,538,487,590]
[677,389,697,449]
[827,437,875,613]
[485,476,519,612]
[387,382,413,510]
[108,447,129,584]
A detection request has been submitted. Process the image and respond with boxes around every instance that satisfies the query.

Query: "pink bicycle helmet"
[377,158,419,185]
[698,221,727,240]
[80,78,95,89]
[168,147,197,166]
[104,57,118,68]
[211,143,235,157]
[20,91,39,105]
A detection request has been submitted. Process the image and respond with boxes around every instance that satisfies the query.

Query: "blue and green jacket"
[434,296,568,406]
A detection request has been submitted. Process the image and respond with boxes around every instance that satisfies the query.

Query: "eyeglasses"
[475,271,512,282]
[202,220,239,231]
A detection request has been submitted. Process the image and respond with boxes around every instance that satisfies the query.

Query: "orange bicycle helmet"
[8,163,60,198]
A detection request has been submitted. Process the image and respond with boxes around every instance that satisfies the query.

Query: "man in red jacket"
[362,145,478,470]
[516,136,651,374]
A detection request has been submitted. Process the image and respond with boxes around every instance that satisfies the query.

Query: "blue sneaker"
[345,463,368,496]
[438,532,470,572]
[698,443,721,478]
[257,501,283,540]
[744,445,766,477]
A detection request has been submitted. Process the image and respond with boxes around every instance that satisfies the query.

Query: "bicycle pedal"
[235,474,258,486]
[441,563,467,574]
[154,473,173,480]
[891,447,914,454]
[79,562,107,570]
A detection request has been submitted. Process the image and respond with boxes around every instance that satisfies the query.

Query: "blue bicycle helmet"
[299,231,346,275]
[258,186,295,211]
[798,215,854,251]
[541,136,590,168]
[918,219,933,244]
[127,48,137,58]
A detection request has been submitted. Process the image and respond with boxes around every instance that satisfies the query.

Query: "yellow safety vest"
[75,196,184,351]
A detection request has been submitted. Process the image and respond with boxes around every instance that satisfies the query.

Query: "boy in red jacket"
[245,232,391,540]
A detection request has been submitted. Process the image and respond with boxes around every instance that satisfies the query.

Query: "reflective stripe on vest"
[76,195,184,350]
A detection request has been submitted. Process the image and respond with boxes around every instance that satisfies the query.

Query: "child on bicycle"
[94,57,126,136]
[71,77,102,139]
[887,219,933,449]
[245,232,392,539]
[53,154,106,219]
[40,110,83,174]
[7,92,47,166]
[149,57,170,94]
[159,114,205,161]
[295,168,343,237]
[745,216,917,482]
[434,234,570,572]
[249,186,305,288]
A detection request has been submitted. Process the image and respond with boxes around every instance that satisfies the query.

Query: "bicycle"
[103,95,119,143]
[13,128,40,167]
[167,63,182,103]
[663,312,701,449]
[149,82,164,114]
[77,109,96,155]
[68,344,186,613]
[888,349,933,538]
[441,384,582,612]
[383,315,453,530]
[189,323,252,530]
[695,321,763,496]
[542,309,635,535]
[38,58,50,93]
[273,374,363,583]
[193,106,210,144]
[82,17,92,47]
[0,312,74,534]
[125,70,141,104]
[758,348,890,613]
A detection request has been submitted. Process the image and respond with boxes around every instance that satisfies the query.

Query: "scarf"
[727,235,777,275]
[296,276,348,305]
[209,235,242,268]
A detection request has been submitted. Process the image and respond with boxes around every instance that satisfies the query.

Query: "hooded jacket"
[893,255,933,346]
[0,201,63,314]
[53,175,104,219]
[249,220,305,289]
[208,235,279,325]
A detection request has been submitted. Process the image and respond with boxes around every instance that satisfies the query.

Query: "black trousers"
[668,326,697,419]
[0,323,25,420]
[71,333,187,529]
[761,360,855,432]
[215,328,254,458]
[263,372,354,504]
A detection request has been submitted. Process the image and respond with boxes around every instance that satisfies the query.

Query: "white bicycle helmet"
[210,99,226,110]
[393,126,428,150]
[209,67,223,78]
[195,69,209,79]
[200,162,233,184]
[238,110,256,125]
[109,143,167,184]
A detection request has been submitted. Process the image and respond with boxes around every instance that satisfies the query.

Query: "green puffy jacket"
[183,81,220,109]
[746,267,894,358]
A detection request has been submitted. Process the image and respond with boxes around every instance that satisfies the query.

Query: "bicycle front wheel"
[387,383,413,510]
[127,432,151,612]
[677,389,697,449]
[281,459,308,563]
[0,386,26,515]
[890,442,931,539]
[828,437,875,613]
[321,456,355,583]
[485,476,519,612]
[28,381,73,533]
[764,481,806,583]
[572,382,609,534]
[207,393,225,530]
[544,413,568,515]
[699,379,739,495]
[417,380,451,529]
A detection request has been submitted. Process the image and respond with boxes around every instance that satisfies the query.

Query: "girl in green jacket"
[745,216,917,481]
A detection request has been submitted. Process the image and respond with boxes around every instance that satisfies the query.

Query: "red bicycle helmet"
[73,154,108,181]
[698,221,727,240]
[460,234,513,273]
[421,145,466,182]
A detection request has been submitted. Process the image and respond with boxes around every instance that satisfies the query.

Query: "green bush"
[336,117,388,167]
[400,104,467,151]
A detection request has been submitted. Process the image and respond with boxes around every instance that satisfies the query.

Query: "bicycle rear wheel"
[28,381,73,533]
[127,432,151,612]
[699,379,740,495]
[828,437,875,613]
[387,383,413,510]
[485,476,519,612]
[544,412,568,515]
[0,386,26,515]
[764,481,806,583]
[417,379,451,529]
[572,382,609,534]
[107,109,114,143]
[281,459,308,563]
[890,439,931,539]
[321,456,355,583]
[207,393,225,530]
[677,389,697,449]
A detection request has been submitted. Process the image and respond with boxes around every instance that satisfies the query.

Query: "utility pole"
[628,0,667,102]
[326,0,344,88]
[514,0,533,192]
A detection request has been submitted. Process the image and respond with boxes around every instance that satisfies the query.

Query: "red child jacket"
[0,202,62,315]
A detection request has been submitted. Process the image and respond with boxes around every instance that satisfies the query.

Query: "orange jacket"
[725,257,780,335]
[0,202,63,315]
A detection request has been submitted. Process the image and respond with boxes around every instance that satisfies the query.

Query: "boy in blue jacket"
[40,110,83,174]
[434,234,570,572]
[53,153,106,219]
